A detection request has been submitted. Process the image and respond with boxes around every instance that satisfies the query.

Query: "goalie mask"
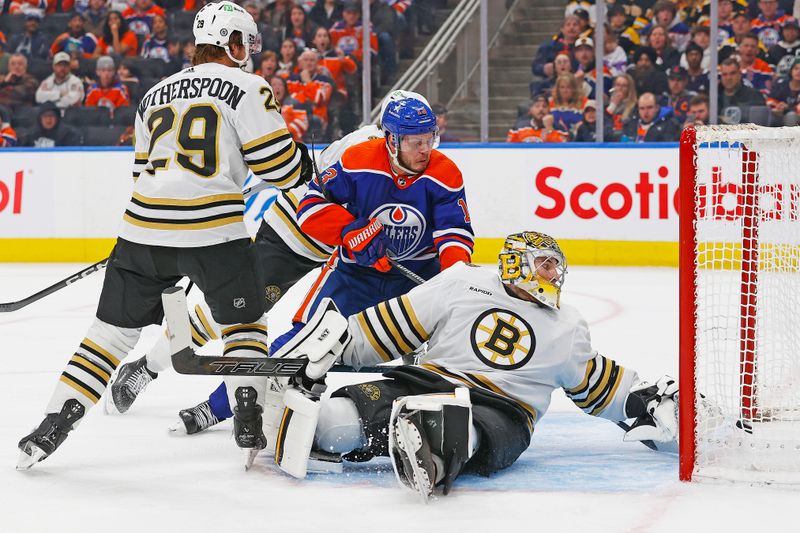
[193,1,262,67]
[498,232,567,309]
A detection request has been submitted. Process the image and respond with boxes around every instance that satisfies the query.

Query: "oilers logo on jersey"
[371,204,426,259]
[470,308,535,370]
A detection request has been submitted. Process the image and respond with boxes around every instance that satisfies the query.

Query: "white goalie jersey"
[122,62,303,247]
[342,262,638,431]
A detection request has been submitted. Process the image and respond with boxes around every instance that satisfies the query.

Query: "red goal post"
[679,124,800,485]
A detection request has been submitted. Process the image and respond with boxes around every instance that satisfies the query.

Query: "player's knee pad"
[47,319,141,414]
[315,397,366,454]
[389,387,475,497]
[275,388,321,479]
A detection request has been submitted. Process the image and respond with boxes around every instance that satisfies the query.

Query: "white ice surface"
[0,263,796,532]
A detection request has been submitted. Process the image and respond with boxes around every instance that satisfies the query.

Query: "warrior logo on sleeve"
[371,204,425,259]
[470,308,535,370]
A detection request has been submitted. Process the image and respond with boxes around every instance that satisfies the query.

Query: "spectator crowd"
[0,0,439,146]
[508,0,800,143]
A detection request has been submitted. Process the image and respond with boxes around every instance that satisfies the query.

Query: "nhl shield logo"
[233,297,246,309]
[370,204,425,260]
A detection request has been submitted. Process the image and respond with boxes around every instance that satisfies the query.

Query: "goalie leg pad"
[389,388,474,500]
[275,388,321,479]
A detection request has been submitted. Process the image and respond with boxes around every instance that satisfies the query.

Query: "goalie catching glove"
[623,375,679,445]
[341,217,391,272]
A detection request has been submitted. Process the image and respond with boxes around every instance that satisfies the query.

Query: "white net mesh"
[692,125,800,485]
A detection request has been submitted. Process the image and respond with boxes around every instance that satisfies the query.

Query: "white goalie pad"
[271,298,351,380]
[275,388,321,479]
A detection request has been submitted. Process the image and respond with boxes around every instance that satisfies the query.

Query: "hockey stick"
[0,258,108,313]
[0,180,272,313]
[162,286,390,376]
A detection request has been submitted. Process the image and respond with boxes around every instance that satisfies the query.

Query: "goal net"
[679,124,800,485]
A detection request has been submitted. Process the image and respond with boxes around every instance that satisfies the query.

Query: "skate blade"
[395,419,431,504]
[103,393,121,416]
[244,448,260,471]
[16,444,47,470]
[167,420,188,435]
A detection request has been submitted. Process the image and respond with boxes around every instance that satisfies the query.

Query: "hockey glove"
[296,142,315,185]
[341,217,391,272]
[623,375,679,444]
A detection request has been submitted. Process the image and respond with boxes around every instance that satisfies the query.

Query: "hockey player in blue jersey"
[194,98,476,453]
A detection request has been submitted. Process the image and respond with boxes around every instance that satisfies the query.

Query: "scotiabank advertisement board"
[446,146,679,243]
[0,145,684,263]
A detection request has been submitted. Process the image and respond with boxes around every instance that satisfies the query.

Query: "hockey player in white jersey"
[105,90,432,436]
[271,231,678,500]
[17,1,307,468]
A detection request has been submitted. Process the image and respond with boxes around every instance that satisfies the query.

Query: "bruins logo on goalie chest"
[470,308,535,370]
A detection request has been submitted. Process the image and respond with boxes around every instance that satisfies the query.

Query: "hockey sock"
[208,382,233,420]
[46,318,141,416]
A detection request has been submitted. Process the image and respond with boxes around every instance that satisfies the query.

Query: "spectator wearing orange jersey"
[122,0,166,37]
[271,75,310,142]
[0,107,17,147]
[94,11,139,58]
[84,56,130,113]
[287,48,335,135]
[50,13,98,59]
[751,0,790,48]
[277,38,299,79]
[507,96,568,143]
[329,2,379,65]
[738,34,775,94]
[312,27,357,99]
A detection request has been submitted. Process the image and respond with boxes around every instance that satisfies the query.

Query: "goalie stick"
[0,181,272,313]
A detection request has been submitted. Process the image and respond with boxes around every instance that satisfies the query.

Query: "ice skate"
[168,400,222,435]
[391,410,444,503]
[105,355,157,415]
[17,400,85,470]
[233,386,267,470]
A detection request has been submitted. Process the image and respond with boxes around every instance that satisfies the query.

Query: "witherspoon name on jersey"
[136,76,247,118]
